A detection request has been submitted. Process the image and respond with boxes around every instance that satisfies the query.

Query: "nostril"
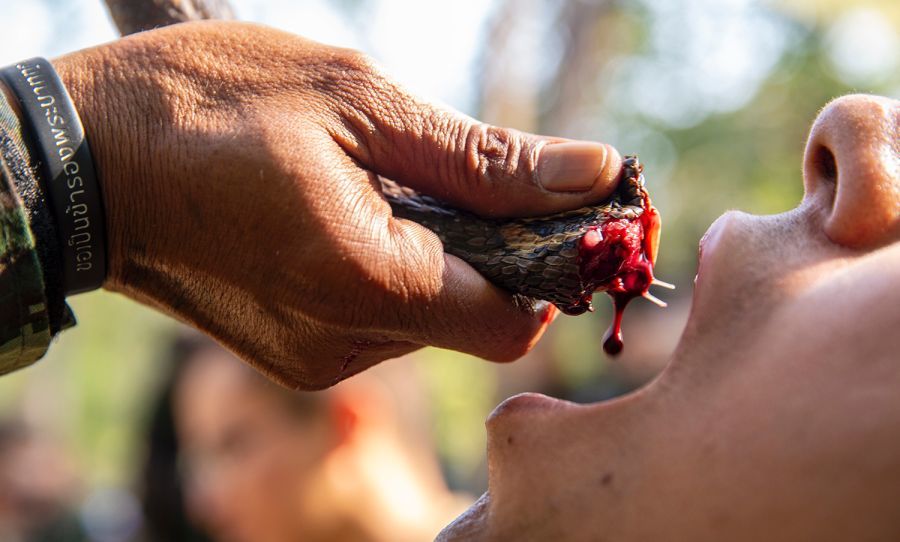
[806,94,900,248]
[809,144,839,211]
[812,145,838,185]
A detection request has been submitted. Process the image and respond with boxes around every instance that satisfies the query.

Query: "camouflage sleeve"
[0,145,53,372]
[0,87,75,375]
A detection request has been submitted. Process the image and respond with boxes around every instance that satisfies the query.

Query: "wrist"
[53,45,158,293]
[1,57,108,295]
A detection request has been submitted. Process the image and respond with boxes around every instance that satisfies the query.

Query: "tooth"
[643,292,668,308]
[651,278,676,290]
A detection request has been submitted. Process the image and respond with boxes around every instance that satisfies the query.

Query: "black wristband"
[0,58,107,295]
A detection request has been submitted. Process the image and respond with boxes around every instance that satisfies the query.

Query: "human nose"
[803,94,900,248]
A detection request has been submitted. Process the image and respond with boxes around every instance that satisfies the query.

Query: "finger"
[383,217,557,362]
[331,61,623,218]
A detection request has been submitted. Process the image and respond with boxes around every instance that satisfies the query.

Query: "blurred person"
[438,95,900,541]
[0,420,87,542]
[0,20,625,386]
[145,333,466,542]
[137,335,212,542]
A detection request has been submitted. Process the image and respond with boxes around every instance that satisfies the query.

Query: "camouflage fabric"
[0,88,73,375]
[0,157,51,373]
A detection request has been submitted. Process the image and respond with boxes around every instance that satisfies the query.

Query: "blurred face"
[440,94,900,541]
[175,350,335,542]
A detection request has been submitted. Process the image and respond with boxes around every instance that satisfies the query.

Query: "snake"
[382,155,667,355]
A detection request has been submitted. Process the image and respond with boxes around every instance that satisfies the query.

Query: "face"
[439,94,900,541]
[174,349,336,542]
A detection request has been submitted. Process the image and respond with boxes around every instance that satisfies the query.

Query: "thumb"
[340,90,622,217]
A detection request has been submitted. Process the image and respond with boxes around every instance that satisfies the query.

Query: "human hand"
[55,21,623,389]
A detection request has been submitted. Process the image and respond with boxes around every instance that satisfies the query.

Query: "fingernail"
[536,141,611,192]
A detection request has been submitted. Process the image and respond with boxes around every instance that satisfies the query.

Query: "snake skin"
[383,156,648,314]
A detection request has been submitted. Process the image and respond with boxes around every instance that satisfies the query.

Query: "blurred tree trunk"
[103,0,233,35]
[477,0,541,132]
[540,0,616,136]
[476,0,617,138]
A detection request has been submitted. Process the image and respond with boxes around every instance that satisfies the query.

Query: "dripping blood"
[577,201,660,356]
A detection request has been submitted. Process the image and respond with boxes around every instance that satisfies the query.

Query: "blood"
[540,304,558,326]
[576,196,661,357]
[601,297,626,356]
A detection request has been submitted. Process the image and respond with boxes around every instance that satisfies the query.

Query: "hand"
[54,21,623,389]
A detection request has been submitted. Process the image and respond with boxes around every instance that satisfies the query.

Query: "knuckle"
[477,125,524,179]
[318,49,413,151]
[344,49,381,76]
[308,48,382,106]
[460,124,527,214]
[325,47,378,79]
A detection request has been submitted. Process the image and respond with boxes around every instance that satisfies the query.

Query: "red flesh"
[576,195,661,356]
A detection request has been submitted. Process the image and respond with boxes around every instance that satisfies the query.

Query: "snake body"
[383,156,653,316]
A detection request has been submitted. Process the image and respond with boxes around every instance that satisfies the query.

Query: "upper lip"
[694,211,744,293]
[698,214,727,263]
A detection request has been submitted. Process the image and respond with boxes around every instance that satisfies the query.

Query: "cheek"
[252,426,336,522]
[245,437,318,505]
[207,438,309,532]
[281,429,337,503]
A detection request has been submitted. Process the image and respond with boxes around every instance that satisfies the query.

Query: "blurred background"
[0,0,897,540]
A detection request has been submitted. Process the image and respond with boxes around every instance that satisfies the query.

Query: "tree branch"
[103,0,235,36]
